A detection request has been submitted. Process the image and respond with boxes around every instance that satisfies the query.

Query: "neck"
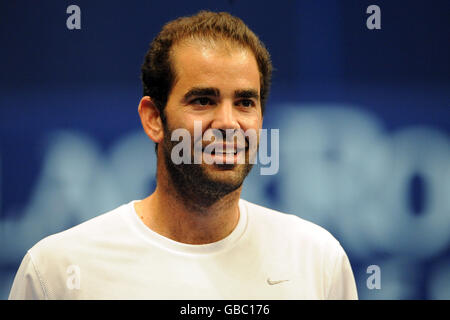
[135,161,242,245]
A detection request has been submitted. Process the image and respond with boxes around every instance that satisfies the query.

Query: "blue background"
[0,0,449,299]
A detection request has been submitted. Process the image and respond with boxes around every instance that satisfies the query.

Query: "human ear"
[138,96,164,144]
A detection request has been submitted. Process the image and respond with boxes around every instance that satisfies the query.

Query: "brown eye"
[237,99,254,107]
[192,97,213,106]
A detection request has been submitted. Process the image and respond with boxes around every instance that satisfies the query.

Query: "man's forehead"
[169,39,260,92]
[170,38,257,73]
[172,37,249,55]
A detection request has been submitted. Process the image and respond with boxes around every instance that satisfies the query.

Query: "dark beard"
[161,126,254,210]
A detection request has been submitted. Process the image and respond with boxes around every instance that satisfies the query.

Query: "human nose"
[210,101,240,131]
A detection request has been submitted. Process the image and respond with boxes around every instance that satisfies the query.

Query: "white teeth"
[202,148,240,155]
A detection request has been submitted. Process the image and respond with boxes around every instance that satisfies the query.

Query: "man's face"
[161,40,263,202]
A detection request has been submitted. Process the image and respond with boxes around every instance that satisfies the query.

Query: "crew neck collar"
[124,199,248,256]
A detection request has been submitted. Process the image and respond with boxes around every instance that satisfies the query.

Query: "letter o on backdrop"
[362,127,450,259]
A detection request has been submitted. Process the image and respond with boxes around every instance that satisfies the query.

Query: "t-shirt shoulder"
[240,199,356,299]
[241,199,341,247]
[28,202,132,259]
[9,203,134,299]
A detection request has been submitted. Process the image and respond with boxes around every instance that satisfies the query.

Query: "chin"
[202,163,251,186]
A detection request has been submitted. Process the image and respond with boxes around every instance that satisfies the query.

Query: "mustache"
[195,128,250,150]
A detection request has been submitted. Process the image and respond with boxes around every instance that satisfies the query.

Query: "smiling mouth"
[209,149,238,155]
[198,144,247,167]
[201,147,246,155]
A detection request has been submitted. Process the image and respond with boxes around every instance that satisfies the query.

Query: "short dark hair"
[141,10,273,123]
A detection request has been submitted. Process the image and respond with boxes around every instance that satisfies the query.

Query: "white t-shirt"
[8,199,358,300]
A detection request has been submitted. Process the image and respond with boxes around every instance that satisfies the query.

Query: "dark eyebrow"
[234,89,260,101]
[183,87,220,101]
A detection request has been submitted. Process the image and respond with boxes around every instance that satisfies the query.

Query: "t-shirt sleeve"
[326,243,358,300]
[8,251,47,300]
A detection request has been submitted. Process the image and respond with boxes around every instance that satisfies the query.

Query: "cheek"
[240,116,262,132]
[165,109,195,130]
[184,111,220,131]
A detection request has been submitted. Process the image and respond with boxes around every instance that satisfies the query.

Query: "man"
[9,11,357,299]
